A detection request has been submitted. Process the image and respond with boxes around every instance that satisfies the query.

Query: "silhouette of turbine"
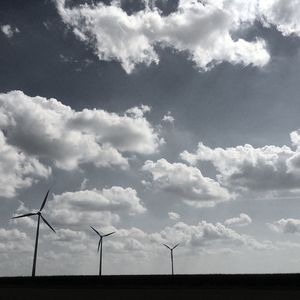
[90,226,115,276]
[12,190,56,277]
[163,243,180,275]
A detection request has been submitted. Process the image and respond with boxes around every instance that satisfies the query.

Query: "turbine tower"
[90,226,115,276]
[12,190,56,277]
[163,243,180,275]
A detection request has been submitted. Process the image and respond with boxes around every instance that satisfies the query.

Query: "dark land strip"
[1,274,300,299]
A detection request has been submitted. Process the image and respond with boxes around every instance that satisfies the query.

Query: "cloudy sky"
[1,0,300,276]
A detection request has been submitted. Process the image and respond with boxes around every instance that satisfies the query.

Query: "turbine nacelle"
[12,190,56,233]
[90,226,115,252]
[163,243,180,251]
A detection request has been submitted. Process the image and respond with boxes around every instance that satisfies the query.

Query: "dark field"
[1,274,300,299]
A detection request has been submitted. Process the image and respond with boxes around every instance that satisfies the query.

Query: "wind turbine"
[90,226,115,276]
[12,190,56,277]
[163,243,180,275]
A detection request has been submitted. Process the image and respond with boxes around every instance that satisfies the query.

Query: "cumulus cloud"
[286,130,300,173]
[47,226,149,259]
[80,178,89,190]
[47,220,271,260]
[50,228,88,243]
[259,0,300,37]
[44,228,89,253]
[45,186,146,227]
[0,228,32,253]
[0,91,162,197]
[268,218,300,234]
[180,142,300,194]
[6,220,271,274]
[150,221,272,251]
[95,227,149,255]
[225,213,252,227]
[1,24,19,38]
[109,227,148,253]
[0,228,27,241]
[126,104,151,118]
[10,201,38,228]
[55,0,270,73]
[142,158,231,207]
[0,131,51,198]
[168,211,181,221]
[162,112,174,123]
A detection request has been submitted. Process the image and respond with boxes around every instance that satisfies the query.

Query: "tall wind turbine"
[90,226,115,276]
[163,243,180,275]
[12,190,56,277]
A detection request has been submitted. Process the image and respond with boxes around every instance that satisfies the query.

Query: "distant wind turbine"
[90,226,115,276]
[163,243,180,275]
[12,190,56,277]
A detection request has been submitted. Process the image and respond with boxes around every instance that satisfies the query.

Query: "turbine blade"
[163,244,171,250]
[40,215,56,233]
[172,243,180,250]
[103,231,115,237]
[90,226,100,236]
[40,190,50,212]
[12,212,37,219]
[97,238,102,252]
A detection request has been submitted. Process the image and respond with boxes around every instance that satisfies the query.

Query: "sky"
[1,0,300,276]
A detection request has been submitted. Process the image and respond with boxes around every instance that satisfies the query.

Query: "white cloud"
[162,112,175,123]
[55,0,270,74]
[80,178,89,190]
[0,90,162,198]
[142,158,231,207]
[1,24,19,38]
[45,226,149,260]
[10,201,37,228]
[116,227,148,239]
[259,0,300,37]
[286,130,300,173]
[225,213,252,227]
[45,186,146,227]
[180,142,300,193]
[0,90,162,184]
[45,228,88,251]
[141,179,152,189]
[0,131,51,198]
[150,221,272,251]
[3,220,272,275]
[168,211,181,221]
[126,105,151,118]
[268,218,300,234]
[102,227,149,255]
[47,220,271,261]
[0,228,27,241]
[0,228,32,254]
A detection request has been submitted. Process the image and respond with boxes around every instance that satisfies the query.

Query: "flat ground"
[1,274,300,299]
